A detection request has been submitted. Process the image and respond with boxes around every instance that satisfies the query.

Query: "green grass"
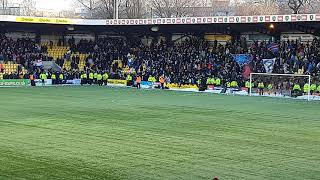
[0,86,319,180]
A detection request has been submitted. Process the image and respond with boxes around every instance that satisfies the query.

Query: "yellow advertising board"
[107,79,127,85]
[167,83,198,89]
[16,17,72,24]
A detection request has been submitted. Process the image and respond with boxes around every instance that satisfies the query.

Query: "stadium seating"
[0,63,19,79]
[46,45,69,60]
[42,43,91,70]
[62,60,72,71]
[113,60,123,69]
[0,62,31,79]
[74,53,89,71]
[61,53,89,71]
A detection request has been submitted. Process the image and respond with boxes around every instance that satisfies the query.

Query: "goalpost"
[249,73,311,101]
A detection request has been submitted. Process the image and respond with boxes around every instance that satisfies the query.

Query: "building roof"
[0,14,319,26]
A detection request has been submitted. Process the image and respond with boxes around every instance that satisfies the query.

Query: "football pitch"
[0,86,319,180]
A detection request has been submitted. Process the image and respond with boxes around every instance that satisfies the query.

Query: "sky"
[35,0,73,10]
[12,0,73,11]
[12,0,239,12]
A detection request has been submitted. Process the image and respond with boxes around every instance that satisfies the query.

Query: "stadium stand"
[1,35,320,84]
[1,16,320,97]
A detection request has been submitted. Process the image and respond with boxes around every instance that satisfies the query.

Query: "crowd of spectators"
[0,35,51,71]
[67,36,320,86]
[1,33,320,88]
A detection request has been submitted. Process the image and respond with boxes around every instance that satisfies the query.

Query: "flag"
[243,64,252,79]
[232,54,253,65]
[267,43,279,53]
[263,58,276,73]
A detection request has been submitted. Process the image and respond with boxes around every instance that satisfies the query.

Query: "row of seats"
[0,63,28,79]
[62,61,72,71]
[62,53,89,71]
[41,42,89,70]
[77,53,89,71]
[0,63,18,74]
[46,44,70,60]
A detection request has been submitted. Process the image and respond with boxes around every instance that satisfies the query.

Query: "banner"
[0,79,30,86]
[16,17,72,24]
[232,54,253,65]
[263,58,276,73]
[267,43,279,53]
[108,79,127,86]
[134,81,153,89]
[243,64,252,79]
[66,79,81,85]
[35,79,52,86]
[167,83,198,89]
[35,60,43,67]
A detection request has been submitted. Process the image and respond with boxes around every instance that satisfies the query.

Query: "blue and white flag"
[263,58,276,73]
[267,43,279,54]
[232,54,253,65]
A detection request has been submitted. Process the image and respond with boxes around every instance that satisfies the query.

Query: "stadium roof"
[0,14,320,26]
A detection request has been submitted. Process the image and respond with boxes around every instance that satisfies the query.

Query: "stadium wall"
[5,32,36,40]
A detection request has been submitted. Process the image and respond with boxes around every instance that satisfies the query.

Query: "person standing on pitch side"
[51,72,56,85]
[136,75,142,89]
[59,72,64,85]
[29,72,35,87]
[93,71,98,85]
[40,71,47,86]
[159,75,165,90]
[103,71,109,86]
[88,71,94,85]
[97,72,103,86]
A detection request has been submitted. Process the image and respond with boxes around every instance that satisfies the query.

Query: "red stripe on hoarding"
[302,15,307,20]
[241,17,246,23]
[265,16,270,22]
